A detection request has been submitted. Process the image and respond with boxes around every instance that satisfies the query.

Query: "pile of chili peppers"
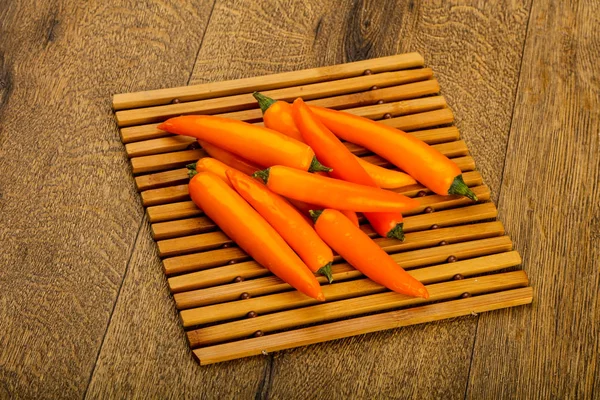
[158,94,477,301]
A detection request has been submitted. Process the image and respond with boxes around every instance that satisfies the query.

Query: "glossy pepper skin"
[158,115,331,173]
[253,92,415,189]
[226,168,335,282]
[292,98,409,240]
[311,209,429,299]
[188,172,325,301]
[253,166,419,213]
[309,105,477,200]
[198,140,261,175]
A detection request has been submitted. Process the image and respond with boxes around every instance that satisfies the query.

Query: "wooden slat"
[168,233,511,294]
[135,168,190,192]
[131,149,206,175]
[173,233,511,311]
[163,202,501,283]
[152,185,490,241]
[124,96,448,158]
[116,68,433,126]
[380,108,454,131]
[119,79,442,143]
[146,201,200,223]
[113,52,425,110]
[140,185,190,207]
[168,221,505,289]
[180,252,523,327]
[187,271,527,347]
[193,287,534,365]
[158,196,496,259]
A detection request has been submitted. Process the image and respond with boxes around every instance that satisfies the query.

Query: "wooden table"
[0,1,597,398]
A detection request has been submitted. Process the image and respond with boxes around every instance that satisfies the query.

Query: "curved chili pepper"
[308,105,477,200]
[285,198,359,227]
[158,115,331,173]
[292,98,409,240]
[310,209,429,299]
[189,172,325,301]
[356,157,416,189]
[253,166,419,213]
[254,92,415,189]
[187,157,234,185]
[226,168,335,282]
[198,140,261,175]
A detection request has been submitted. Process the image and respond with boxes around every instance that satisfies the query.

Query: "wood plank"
[115,68,433,126]
[0,0,216,397]
[112,52,425,110]
[168,233,512,293]
[181,252,522,326]
[194,287,534,365]
[119,78,442,143]
[124,95,448,158]
[187,271,528,347]
[466,0,600,398]
[265,1,532,398]
[172,221,507,309]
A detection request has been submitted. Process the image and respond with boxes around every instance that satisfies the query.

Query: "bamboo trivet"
[114,53,532,365]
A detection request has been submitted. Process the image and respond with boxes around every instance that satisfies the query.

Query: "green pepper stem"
[186,163,198,179]
[317,262,334,284]
[448,175,478,201]
[253,92,276,114]
[308,156,333,173]
[386,223,405,241]
[252,168,271,184]
[308,210,323,224]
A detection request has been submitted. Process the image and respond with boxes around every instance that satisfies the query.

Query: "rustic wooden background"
[0,0,598,398]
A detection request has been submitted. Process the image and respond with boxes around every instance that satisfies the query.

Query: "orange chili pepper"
[356,158,416,189]
[188,172,325,301]
[158,115,331,173]
[226,168,335,282]
[187,157,233,186]
[309,105,477,200]
[198,140,261,175]
[292,98,408,240]
[254,92,415,189]
[285,198,359,227]
[253,166,419,213]
[310,209,429,299]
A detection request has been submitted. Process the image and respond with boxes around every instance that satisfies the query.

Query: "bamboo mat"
[113,52,532,365]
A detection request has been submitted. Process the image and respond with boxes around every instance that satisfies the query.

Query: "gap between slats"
[116,68,434,126]
[171,220,506,309]
[186,270,527,347]
[180,251,521,327]
[193,287,534,365]
[113,52,425,110]
[119,78,441,143]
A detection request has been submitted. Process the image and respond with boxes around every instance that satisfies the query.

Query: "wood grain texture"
[0,0,214,397]
[84,219,266,398]
[467,0,600,398]
[257,1,532,398]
